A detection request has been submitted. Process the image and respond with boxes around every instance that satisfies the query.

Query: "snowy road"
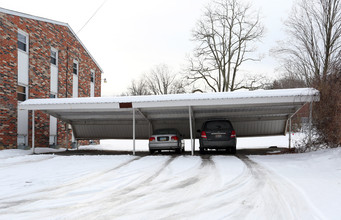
[0,152,326,220]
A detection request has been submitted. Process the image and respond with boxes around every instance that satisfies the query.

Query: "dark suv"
[198,119,237,154]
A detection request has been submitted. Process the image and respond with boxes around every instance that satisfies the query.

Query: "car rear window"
[154,129,178,135]
[204,121,232,131]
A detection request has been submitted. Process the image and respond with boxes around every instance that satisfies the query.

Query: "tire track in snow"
[0,156,141,212]
[107,156,219,219]
[157,155,322,220]
[232,155,323,220]
[153,156,252,219]
[43,156,177,219]
[159,156,214,189]
[98,155,177,206]
[4,156,176,219]
[0,155,55,169]
[84,155,248,219]
[137,156,176,186]
[0,154,324,219]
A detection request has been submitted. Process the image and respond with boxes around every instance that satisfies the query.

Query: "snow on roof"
[20,88,319,107]
[0,7,103,73]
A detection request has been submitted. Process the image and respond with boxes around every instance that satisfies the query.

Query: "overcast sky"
[1,0,293,96]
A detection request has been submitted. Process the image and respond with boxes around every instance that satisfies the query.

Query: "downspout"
[65,46,69,150]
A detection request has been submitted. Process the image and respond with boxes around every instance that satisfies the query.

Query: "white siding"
[73,75,78,98]
[17,51,29,85]
[49,116,57,136]
[50,64,58,94]
[17,109,28,146]
[49,115,57,145]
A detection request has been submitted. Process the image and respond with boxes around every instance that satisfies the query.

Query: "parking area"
[40,134,297,157]
[48,134,297,156]
[45,147,293,157]
[19,88,319,154]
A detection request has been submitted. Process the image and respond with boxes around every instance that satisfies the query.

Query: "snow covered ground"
[0,135,340,219]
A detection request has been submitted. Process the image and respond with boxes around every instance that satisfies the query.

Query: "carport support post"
[189,106,194,156]
[133,108,136,156]
[289,117,292,149]
[32,110,35,154]
[308,101,313,146]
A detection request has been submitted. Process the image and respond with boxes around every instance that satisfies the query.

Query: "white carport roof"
[20,88,319,141]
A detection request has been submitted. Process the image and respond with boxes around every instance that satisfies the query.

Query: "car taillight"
[171,136,179,141]
[149,137,155,142]
[201,131,207,138]
[230,130,236,138]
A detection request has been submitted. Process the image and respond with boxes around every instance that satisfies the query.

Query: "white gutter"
[19,88,320,111]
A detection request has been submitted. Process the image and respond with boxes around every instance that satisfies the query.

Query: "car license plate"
[215,134,222,138]
[159,137,167,141]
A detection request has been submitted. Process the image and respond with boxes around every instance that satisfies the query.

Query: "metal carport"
[19,88,320,155]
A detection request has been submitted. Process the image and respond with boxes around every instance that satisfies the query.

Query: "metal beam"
[289,118,292,149]
[136,108,149,121]
[136,108,153,136]
[309,101,313,146]
[189,106,194,156]
[133,108,136,156]
[192,108,196,145]
[135,109,296,120]
[72,114,289,123]
[32,110,35,154]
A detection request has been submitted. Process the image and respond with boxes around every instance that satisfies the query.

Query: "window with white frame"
[50,49,58,65]
[72,60,79,98]
[73,62,78,75]
[17,85,27,102]
[17,32,28,52]
[91,71,94,83]
[90,70,95,97]
[50,47,59,95]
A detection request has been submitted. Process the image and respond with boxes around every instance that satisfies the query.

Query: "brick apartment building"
[0,8,102,149]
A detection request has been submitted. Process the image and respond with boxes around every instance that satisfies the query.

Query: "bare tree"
[187,0,264,92]
[267,74,307,89]
[273,0,341,148]
[124,78,151,96]
[233,74,270,91]
[313,66,341,147]
[145,64,186,95]
[273,0,341,86]
[125,64,187,96]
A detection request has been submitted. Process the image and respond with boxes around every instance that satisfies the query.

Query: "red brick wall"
[0,12,102,149]
[0,13,19,149]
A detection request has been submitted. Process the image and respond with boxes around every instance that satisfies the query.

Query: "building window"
[17,85,27,101]
[73,62,78,75]
[91,71,94,83]
[49,94,56,98]
[17,32,27,52]
[50,49,57,65]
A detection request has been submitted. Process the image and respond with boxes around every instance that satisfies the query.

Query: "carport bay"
[19,88,320,155]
